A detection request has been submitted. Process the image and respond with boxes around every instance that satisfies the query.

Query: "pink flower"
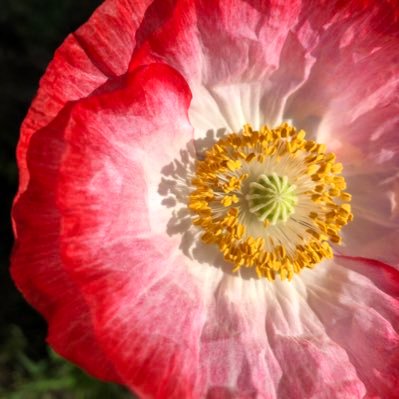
[11,1,399,398]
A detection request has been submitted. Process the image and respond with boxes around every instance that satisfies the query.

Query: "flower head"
[11,1,399,398]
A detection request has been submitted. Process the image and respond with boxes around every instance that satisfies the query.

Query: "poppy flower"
[11,0,399,398]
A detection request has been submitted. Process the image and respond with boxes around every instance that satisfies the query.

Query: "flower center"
[247,173,297,224]
[188,123,353,281]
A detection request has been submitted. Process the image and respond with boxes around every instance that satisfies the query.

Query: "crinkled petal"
[55,64,199,397]
[58,64,193,244]
[53,64,399,396]
[59,184,399,399]
[11,106,121,383]
[129,0,316,135]
[339,168,399,267]
[303,256,399,397]
[12,62,193,386]
[196,272,366,399]
[16,0,153,198]
[282,1,399,265]
[128,0,399,266]
[65,237,205,398]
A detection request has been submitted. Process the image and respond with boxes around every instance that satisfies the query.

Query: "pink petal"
[66,237,205,398]
[12,62,193,385]
[61,233,399,397]
[285,0,398,138]
[58,64,193,248]
[17,0,153,199]
[11,106,121,383]
[197,274,366,398]
[339,170,399,267]
[129,0,316,133]
[304,256,399,397]
[281,1,399,266]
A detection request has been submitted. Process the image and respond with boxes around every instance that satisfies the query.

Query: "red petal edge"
[57,63,196,398]
[15,0,153,202]
[11,62,193,389]
[11,103,122,382]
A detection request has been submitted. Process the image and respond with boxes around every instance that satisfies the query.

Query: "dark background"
[0,1,130,397]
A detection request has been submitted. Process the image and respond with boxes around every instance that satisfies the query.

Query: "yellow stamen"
[188,123,352,281]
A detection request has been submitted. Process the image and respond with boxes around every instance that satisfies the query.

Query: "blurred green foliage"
[0,1,132,397]
[0,326,130,399]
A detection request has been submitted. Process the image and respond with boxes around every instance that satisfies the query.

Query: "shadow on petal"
[158,128,258,280]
